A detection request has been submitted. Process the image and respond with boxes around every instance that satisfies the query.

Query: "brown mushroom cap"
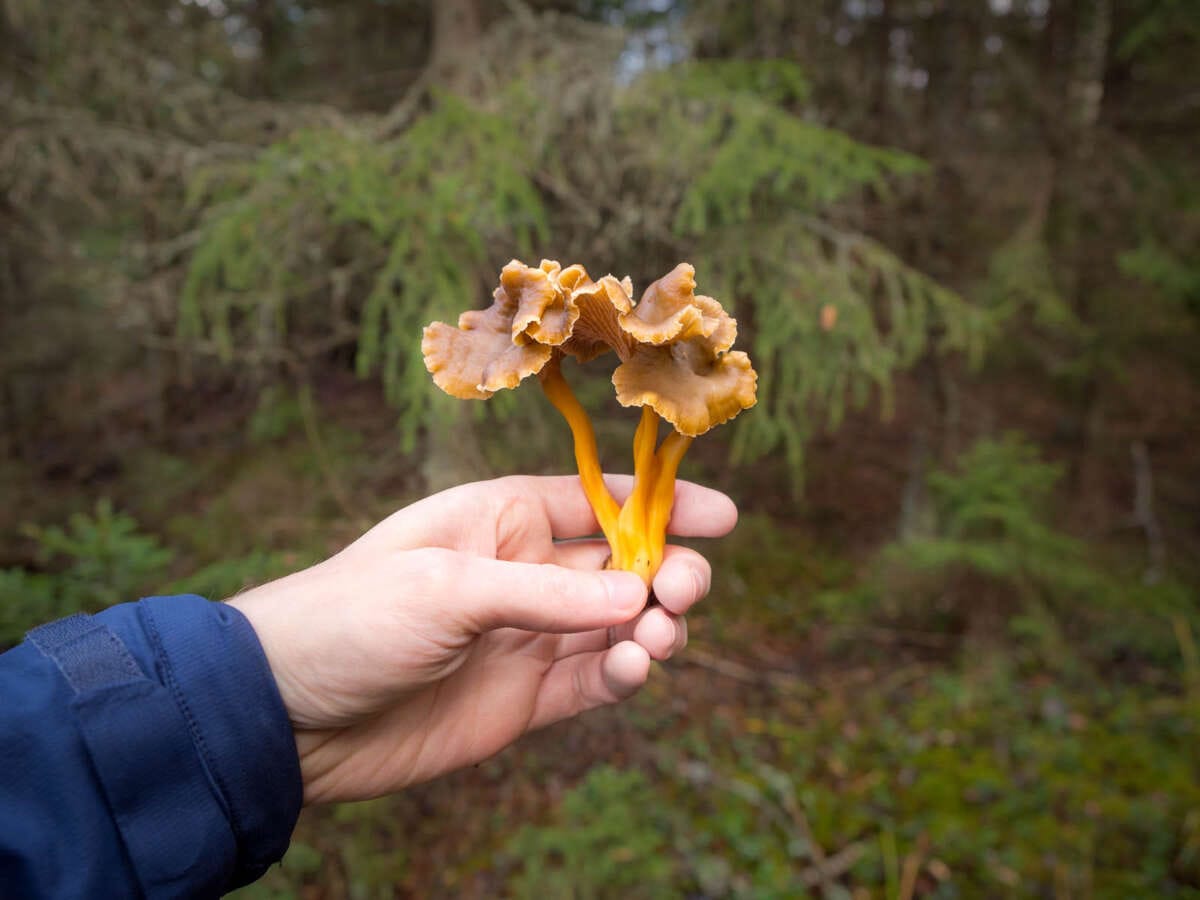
[611,262,754,435]
[618,263,736,349]
[423,258,600,398]
[424,257,756,430]
[504,259,580,347]
[612,339,757,436]
[422,284,553,399]
[540,259,591,293]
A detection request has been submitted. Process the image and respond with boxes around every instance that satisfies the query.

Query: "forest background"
[2,0,1199,896]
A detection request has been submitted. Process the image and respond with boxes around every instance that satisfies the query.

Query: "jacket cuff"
[136,595,303,886]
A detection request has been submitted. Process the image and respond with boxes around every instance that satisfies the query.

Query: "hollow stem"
[540,363,692,590]
[539,356,620,545]
[645,430,693,577]
[614,406,661,583]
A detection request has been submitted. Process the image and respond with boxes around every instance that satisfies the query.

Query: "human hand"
[227,475,736,805]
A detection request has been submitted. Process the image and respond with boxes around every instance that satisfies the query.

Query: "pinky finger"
[528,641,651,731]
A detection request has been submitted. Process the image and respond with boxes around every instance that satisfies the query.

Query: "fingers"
[620,606,687,660]
[551,541,704,660]
[555,602,689,661]
[433,550,647,634]
[652,547,712,616]
[529,641,651,731]
[554,542,712,617]
[484,474,737,540]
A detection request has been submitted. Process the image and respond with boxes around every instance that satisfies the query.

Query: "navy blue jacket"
[0,595,302,898]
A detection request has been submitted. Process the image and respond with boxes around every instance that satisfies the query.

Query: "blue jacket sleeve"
[0,595,303,899]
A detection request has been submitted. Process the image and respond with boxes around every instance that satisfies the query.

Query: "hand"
[228,475,737,805]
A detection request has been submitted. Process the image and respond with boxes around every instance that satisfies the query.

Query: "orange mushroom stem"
[611,407,692,584]
[539,358,692,586]
[538,356,620,547]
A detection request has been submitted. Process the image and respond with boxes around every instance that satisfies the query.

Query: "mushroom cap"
[612,341,757,436]
[618,263,737,351]
[423,258,599,398]
[504,259,581,347]
[610,262,754,435]
[424,257,757,432]
[422,284,554,399]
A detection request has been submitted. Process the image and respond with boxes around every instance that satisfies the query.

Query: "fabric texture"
[0,595,303,899]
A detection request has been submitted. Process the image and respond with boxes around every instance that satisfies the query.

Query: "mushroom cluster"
[423,259,757,585]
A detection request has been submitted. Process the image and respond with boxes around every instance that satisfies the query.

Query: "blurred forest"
[2,0,1199,896]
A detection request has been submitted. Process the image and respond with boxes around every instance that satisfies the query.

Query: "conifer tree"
[175,5,985,486]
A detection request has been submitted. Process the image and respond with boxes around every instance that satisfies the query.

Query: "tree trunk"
[254,0,281,97]
[428,0,483,94]
[419,0,490,494]
[870,0,892,145]
[1044,0,1112,523]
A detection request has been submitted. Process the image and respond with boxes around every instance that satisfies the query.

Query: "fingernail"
[600,571,647,610]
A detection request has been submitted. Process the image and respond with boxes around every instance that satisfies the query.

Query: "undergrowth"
[498,658,1198,898]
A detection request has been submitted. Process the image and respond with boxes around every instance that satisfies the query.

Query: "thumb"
[428,551,647,634]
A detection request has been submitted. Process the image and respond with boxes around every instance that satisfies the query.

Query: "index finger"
[499,474,738,540]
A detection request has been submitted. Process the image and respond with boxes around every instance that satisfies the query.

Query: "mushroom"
[422,259,757,588]
[608,264,756,581]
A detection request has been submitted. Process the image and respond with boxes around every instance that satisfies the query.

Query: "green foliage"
[506,766,677,899]
[642,79,920,233]
[891,435,1092,596]
[625,58,986,479]
[1117,0,1200,60]
[331,799,411,898]
[703,512,851,641]
[22,499,176,602]
[1120,239,1200,317]
[859,435,1100,643]
[983,222,1081,335]
[494,661,1199,898]
[0,500,175,644]
[657,59,812,107]
[724,228,986,476]
[0,501,305,645]
[230,803,407,900]
[819,434,1200,675]
[182,93,548,447]
[668,757,854,900]
[788,665,1200,897]
[247,385,306,445]
[0,570,61,650]
[164,551,301,602]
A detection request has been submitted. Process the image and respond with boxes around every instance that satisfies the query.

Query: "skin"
[228,474,737,806]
